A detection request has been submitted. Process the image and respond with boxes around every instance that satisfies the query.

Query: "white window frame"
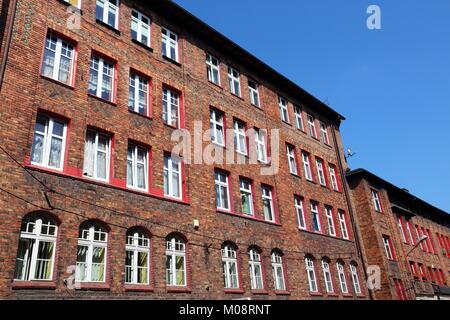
[222,245,239,289]
[14,216,57,281]
[31,114,67,171]
[96,0,119,29]
[337,262,348,293]
[383,235,394,260]
[162,88,180,128]
[227,66,241,96]
[397,215,407,243]
[41,32,75,85]
[271,252,286,291]
[350,264,361,294]
[161,27,179,62]
[322,260,334,293]
[329,165,339,191]
[320,121,330,145]
[210,109,225,146]
[286,144,298,175]
[88,55,115,102]
[405,220,414,245]
[295,196,307,230]
[233,119,247,155]
[311,202,321,233]
[127,143,148,191]
[125,230,150,285]
[294,105,304,130]
[325,206,336,237]
[164,154,182,199]
[255,128,267,163]
[83,130,111,182]
[76,224,108,283]
[302,151,313,181]
[239,178,254,216]
[215,171,230,211]
[262,186,275,222]
[278,96,289,122]
[371,189,383,212]
[338,210,349,240]
[307,114,317,138]
[165,236,186,287]
[316,158,327,186]
[206,53,220,85]
[305,257,318,293]
[129,72,149,116]
[64,0,82,9]
[248,80,260,107]
[248,249,264,290]
[131,9,151,47]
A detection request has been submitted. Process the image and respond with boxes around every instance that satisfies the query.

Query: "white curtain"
[83,133,95,176]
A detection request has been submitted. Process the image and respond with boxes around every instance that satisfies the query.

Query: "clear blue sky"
[174,0,450,212]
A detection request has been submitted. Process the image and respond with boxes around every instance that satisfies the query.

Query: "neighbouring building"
[347,169,450,300]
[0,0,368,299]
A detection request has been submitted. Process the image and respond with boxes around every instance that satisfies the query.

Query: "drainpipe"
[331,121,374,300]
[0,0,18,92]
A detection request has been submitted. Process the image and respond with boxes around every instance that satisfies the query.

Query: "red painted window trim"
[129,68,153,119]
[89,50,118,104]
[163,83,184,129]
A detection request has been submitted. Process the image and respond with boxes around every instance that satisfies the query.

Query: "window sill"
[251,289,269,295]
[163,122,181,130]
[208,80,223,90]
[290,173,301,179]
[326,293,339,297]
[76,282,110,291]
[229,92,244,101]
[166,286,191,293]
[162,55,182,67]
[96,19,121,35]
[298,228,354,243]
[342,293,353,298]
[128,109,152,120]
[310,292,323,297]
[274,290,291,296]
[11,281,57,290]
[224,288,245,294]
[217,209,281,227]
[131,38,153,52]
[40,75,75,90]
[281,120,292,126]
[124,284,154,292]
[88,93,117,107]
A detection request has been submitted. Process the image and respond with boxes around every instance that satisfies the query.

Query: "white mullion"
[53,39,63,80]
[96,58,104,97]
[42,118,52,167]
[93,133,99,179]
[132,249,138,284]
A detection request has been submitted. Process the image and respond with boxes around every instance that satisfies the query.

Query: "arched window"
[165,234,186,287]
[125,228,150,285]
[14,213,58,281]
[248,247,264,290]
[336,260,348,293]
[321,258,334,293]
[305,255,318,293]
[76,221,108,283]
[350,262,362,294]
[271,250,286,291]
[221,243,239,289]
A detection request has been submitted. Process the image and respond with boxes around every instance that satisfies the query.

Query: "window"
[222,244,239,289]
[393,279,406,300]
[310,202,321,232]
[31,114,67,171]
[96,0,119,29]
[409,261,418,276]
[420,227,430,252]
[255,128,267,163]
[239,178,254,216]
[233,119,247,155]
[162,88,180,128]
[307,114,317,138]
[227,66,241,96]
[128,72,149,116]
[426,229,436,253]
[397,215,407,244]
[262,186,275,222]
[305,257,318,293]
[350,263,361,294]
[302,151,313,181]
[295,196,307,230]
[161,28,178,62]
[210,109,225,146]
[405,220,415,244]
[293,105,304,131]
[316,158,327,186]
[325,206,336,237]
[88,54,115,102]
[415,225,425,251]
[14,214,57,281]
[206,54,220,85]
[336,262,348,293]
[319,121,330,145]
[278,96,289,122]
[248,80,260,107]
[271,251,286,291]
[163,154,181,199]
[64,0,81,8]
[83,130,111,181]
[286,144,298,175]
[41,31,75,85]
[125,229,150,285]
[215,170,230,211]
[76,222,108,282]
[131,10,150,47]
[321,259,334,293]
[371,189,383,212]
[382,235,395,260]
[338,210,349,240]
[248,248,264,290]
[165,235,186,287]
[127,143,148,191]
[329,164,340,191]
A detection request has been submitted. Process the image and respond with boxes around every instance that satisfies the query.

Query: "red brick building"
[0,0,369,299]
[347,169,450,300]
